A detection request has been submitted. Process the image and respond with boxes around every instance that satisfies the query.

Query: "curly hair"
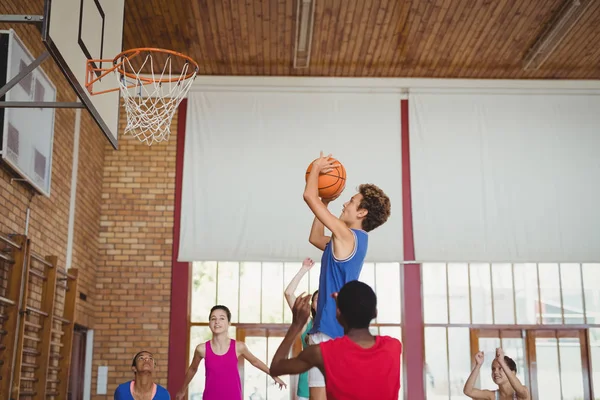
[358,184,391,232]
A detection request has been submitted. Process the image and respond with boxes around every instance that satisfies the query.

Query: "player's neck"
[134,374,154,391]
[345,328,374,341]
[346,220,363,231]
[497,382,515,396]
[211,333,230,345]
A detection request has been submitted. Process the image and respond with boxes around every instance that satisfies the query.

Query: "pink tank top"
[203,339,242,400]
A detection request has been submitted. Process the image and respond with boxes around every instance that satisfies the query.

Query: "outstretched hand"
[272,376,287,389]
[291,294,312,328]
[475,351,484,366]
[496,347,505,361]
[312,151,340,174]
[302,258,315,270]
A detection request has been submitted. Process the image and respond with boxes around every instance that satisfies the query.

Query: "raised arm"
[284,258,314,309]
[239,342,287,389]
[175,344,205,400]
[271,295,324,377]
[463,351,494,400]
[496,348,530,399]
[309,214,331,251]
[303,152,353,244]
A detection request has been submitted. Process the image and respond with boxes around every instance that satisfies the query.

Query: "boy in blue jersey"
[303,152,391,399]
[114,351,170,399]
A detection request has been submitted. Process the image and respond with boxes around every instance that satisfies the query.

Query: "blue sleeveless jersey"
[309,229,368,339]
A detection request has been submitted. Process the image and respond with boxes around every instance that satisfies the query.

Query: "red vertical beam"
[168,99,192,394]
[401,99,425,399]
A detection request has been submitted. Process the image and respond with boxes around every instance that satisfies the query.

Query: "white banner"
[179,91,404,262]
[409,92,600,262]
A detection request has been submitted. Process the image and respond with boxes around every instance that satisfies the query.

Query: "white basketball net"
[116,53,197,146]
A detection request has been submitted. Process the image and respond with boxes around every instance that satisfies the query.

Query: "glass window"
[375,263,401,324]
[491,263,515,324]
[191,262,217,322]
[589,328,600,399]
[538,263,562,324]
[423,263,448,324]
[560,264,585,324]
[283,262,309,324]
[448,263,470,324]
[239,262,261,323]
[262,262,284,323]
[425,327,449,398]
[447,328,470,398]
[582,264,600,324]
[514,263,539,324]
[470,263,493,324]
[216,262,240,323]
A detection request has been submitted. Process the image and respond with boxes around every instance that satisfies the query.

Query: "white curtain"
[179,90,404,262]
[409,91,600,262]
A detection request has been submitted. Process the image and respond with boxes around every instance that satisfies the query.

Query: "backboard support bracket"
[0,14,44,27]
[0,50,83,109]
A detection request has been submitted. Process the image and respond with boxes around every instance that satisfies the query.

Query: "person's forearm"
[500,359,527,396]
[270,324,304,376]
[251,359,272,375]
[463,365,481,395]
[285,266,310,297]
[178,367,198,393]
[303,168,320,199]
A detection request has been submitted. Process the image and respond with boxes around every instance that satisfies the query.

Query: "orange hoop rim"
[112,48,199,82]
[85,48,199,95]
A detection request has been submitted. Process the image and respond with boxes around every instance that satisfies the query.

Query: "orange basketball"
[305,158,347,200]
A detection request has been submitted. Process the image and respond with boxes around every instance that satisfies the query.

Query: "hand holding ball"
[305,155,346,201]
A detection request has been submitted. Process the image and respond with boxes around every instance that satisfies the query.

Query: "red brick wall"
[93,113,177,396]
[0,1,105,329]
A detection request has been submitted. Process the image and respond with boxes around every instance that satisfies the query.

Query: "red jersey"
[319,335,402,400]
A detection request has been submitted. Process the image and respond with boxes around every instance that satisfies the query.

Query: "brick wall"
[93,113,177,396]
[0,0,105,329]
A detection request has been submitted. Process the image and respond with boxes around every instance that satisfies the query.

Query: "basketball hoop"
[85,48,199,146]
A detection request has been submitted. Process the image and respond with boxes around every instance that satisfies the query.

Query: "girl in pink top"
[175,305,286,400]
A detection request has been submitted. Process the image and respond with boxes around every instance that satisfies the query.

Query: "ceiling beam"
[523,0,593,71]
[293,0,316,68]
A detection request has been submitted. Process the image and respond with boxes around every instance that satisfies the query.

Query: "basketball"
[305,158,347,200]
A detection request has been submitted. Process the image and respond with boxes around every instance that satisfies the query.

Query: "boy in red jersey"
[270,280,402,400]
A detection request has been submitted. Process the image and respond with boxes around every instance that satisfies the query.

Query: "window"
[189,261,403,399]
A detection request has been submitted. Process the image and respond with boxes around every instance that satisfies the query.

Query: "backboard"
[41,0,125,149]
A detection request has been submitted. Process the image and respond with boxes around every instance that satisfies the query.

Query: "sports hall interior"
[1,0,600,399]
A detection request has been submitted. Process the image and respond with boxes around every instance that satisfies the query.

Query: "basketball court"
[1,0,600,399]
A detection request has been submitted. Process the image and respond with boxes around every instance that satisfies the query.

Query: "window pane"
[560,264,585,324]
[216,262,240,323]
[491,263,515,324]
[262,262,284,323]
[500,334,527,387]
[375,263,401,324]
[470,263,493,324]
[447,328,470,399]
[425,327,448,398]
[514,263,539,324]
[539,263,562,324]
[191,262,217,322]
[360,262,376,289]
[267,337,291,400]
[244,336,268,398]
[423,263,448,324]
[239,262,261,323]
[582,264,600,324]
[283,262,309,324]
[558,336,584,400]
[535,336,561,399]
[448,263,470,324]
[379,327,403,400]
[589,328,600,399]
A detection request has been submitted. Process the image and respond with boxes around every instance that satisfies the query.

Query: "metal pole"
[0,15,44,24]
[0,51,50,98]
[0,102,86,109]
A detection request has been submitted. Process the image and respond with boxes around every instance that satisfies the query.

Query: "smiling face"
[339,193,366,226]
[209,308,230,334]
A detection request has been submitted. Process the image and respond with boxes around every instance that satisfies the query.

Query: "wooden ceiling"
[125,0,600,79]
